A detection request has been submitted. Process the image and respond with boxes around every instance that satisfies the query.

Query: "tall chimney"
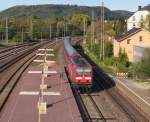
[138,6,142,11]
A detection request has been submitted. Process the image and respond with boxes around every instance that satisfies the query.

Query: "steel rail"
[0,41,57,113]
[94,70,149,122]
[84,94,106,122]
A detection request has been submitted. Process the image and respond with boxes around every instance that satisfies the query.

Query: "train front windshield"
[84,69,91,75]
[76,69,91,75]
[76,69,83,75]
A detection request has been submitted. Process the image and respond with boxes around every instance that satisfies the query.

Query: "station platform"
[0,60,82,122]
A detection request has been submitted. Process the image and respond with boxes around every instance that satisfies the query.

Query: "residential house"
[113,28,150,62]
[127,6,149,31]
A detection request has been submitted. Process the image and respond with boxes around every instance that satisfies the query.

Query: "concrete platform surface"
[0,62,82,122]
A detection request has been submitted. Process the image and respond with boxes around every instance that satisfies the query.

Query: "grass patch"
[0,40,18,46]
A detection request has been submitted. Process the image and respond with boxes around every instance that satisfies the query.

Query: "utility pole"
[63,22,68,38]
[100,1,105,61]
[40,32,43,42]
[56,22,59,43]
[57,22,59,38]
[66,23,68,36]
[21,28,24,43]
[83,18,87,45]
[91,9,95,49]
[102,1,105,60]
[49,24,52,40]
[64,23,66,37]
[30,16,33,40]
[5,16,8,44]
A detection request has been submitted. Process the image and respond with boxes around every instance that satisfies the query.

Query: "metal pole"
[41,32,43,42]
[83,18,86,45]
[5,16,8,44]
[102,1,105,60]
[30,16,33,40]
[64,23,65,37]
[66,23,68,36]
[38,93,42,122]
[92,10,95,45]
[38,108,41,122]
[56,23,59,42]
[38,49,47,122]
[91,9,95,49]
[50,24,52,40]
[21,28,24,43]
[100,0,104,61]
[57,23,59,37]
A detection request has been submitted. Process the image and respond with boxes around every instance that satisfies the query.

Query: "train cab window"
[84,69,91,75]
[76,69,83,75]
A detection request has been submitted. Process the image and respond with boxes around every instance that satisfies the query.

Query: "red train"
[64,37,93,90]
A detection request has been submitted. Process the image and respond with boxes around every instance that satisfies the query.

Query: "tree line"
[0,14,90,42]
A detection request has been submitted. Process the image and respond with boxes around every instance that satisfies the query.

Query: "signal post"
[28,48,60,122]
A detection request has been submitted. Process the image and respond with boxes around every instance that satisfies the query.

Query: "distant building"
[127,6,149,31]
[113,28,150,62]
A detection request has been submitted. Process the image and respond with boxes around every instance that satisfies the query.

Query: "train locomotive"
[64,37,93,91]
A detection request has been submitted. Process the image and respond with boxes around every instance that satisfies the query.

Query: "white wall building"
[127,8,149,31]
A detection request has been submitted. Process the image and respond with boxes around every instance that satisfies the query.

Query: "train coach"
[64,37,93,91]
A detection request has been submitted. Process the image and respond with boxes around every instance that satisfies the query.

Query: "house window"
[133,23,135,27]
[132,16,135,21]
[141,15,144,21]
[127,39,131,44]
[139,36,143,41]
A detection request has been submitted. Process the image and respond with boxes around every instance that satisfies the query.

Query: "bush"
[104,56,116,66]
[135,48,150,79]
[117,63,128,72]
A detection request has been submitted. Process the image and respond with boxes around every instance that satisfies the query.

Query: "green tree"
[116,48,129,72]
[114,17,127,36]
[105,22,115,36]
[143,12,150,31]
[105,41,113,58]
[71,14,91,31]
[136,48,150,79]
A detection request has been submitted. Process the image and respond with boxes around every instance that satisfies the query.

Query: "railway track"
[0,43,36,60]
[72,87,108,122]
[66,69,106,122]
[0,40,57,113]
[94,69,149,122]
[74,45,149,122]
[0,42,46,72]
[81,93,106,122]
[0,42,37,54]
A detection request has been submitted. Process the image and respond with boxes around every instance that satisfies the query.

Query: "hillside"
[112,10,133,18]
[142,4,150,10]
[0,4,133,20]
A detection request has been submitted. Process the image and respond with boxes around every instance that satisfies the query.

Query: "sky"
[0,0,149,12]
